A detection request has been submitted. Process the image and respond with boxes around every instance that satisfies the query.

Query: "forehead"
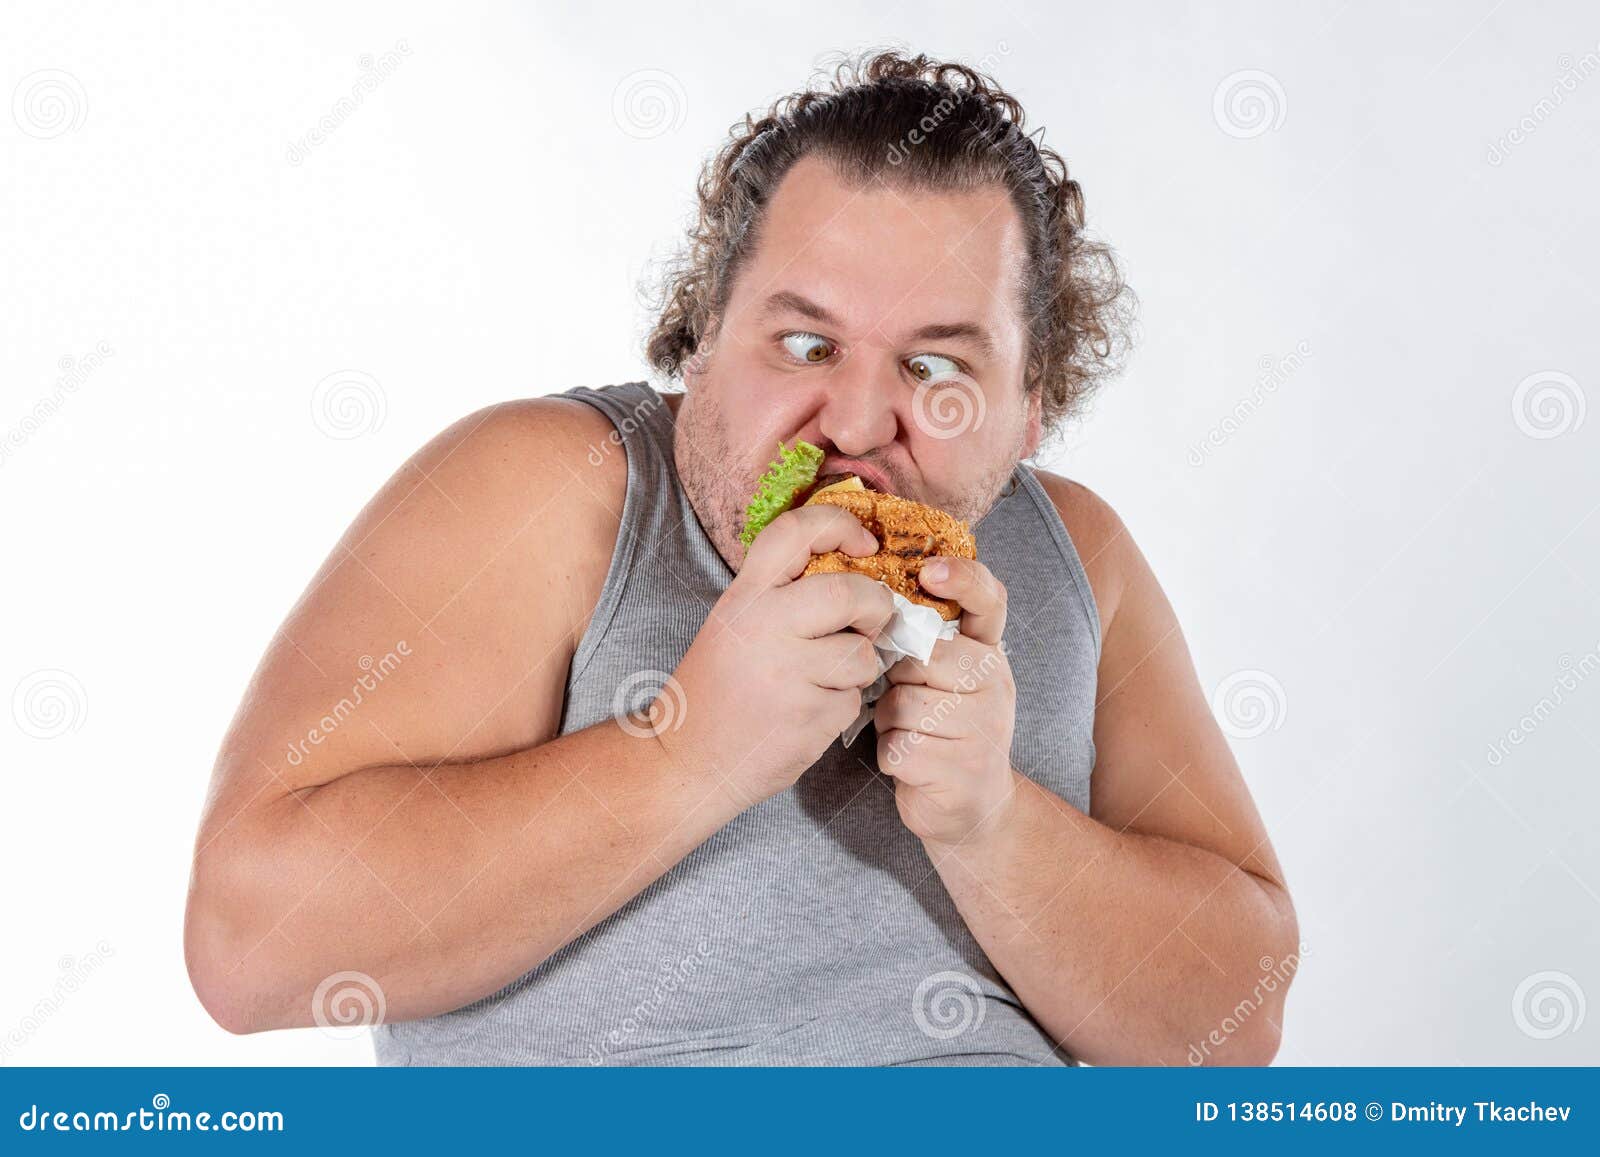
[732,155,1029,340]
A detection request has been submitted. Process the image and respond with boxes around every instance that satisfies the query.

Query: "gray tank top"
[375,382,1101,1066]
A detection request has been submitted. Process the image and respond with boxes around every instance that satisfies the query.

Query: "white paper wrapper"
[841,590,962,746]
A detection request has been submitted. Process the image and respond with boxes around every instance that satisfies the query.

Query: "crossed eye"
[782,332,835,363]
[781,332,963,380]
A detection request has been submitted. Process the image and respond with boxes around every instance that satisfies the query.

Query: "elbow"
[1204,1014,1282,1066]
[184,907,262,1035]
[183,849,284,1036]
[1187,884,1299,1066]
[1180,987,1288,1067]
[188,972,260,1037]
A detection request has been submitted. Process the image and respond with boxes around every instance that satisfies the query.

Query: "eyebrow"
[759,291,998,360]
[758,290,841,327]
[906,321,997,360]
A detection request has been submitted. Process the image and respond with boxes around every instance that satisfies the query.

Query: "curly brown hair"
[646,49,1133,432]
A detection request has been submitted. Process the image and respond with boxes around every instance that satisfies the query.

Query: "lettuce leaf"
[738,440,823,548]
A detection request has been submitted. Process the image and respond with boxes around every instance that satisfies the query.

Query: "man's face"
[674,155,1041,566]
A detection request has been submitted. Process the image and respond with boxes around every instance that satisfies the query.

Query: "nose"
[816,355,900,456]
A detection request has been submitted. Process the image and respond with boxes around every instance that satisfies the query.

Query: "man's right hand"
[658,504,895,802]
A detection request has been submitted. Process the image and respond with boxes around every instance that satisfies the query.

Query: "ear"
[1020,389,1043,460]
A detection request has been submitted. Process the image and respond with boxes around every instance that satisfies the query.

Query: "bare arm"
[185,400,739,1030]
[185,402,891,1032]
[190,719,748,1032]
[886,477,1298,1065]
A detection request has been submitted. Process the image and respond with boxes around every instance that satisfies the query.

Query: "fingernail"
[922,559,948,585]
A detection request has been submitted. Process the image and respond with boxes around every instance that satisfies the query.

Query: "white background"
[3,0,1596,1066]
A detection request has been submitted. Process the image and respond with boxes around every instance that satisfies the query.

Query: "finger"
[885,635,1001,692]
[917,556,1007,645]
[873,682,968,740]
[806,631,885,690]
[876,729,959,786]
[777,571,896,640]
[738,504,878,591]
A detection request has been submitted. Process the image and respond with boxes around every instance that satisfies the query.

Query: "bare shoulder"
[1030,468,1143,639]
[354,395,628,644]
[212,394,627,798]
[413,395,624,511]
[381,393,624,576]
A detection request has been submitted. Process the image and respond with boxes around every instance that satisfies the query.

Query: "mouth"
[820,456,893,494]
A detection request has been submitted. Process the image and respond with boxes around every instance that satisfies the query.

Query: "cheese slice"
[804,475,866,504]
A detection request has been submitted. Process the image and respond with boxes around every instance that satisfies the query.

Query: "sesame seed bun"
[802,487,976,621]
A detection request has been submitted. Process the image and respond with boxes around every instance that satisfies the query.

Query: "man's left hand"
[873,556,1019,847]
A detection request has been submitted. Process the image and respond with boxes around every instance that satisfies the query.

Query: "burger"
[739,441,976,621]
